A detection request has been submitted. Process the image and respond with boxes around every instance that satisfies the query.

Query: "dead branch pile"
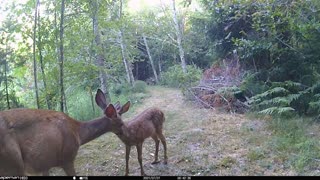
[189,53,249,113]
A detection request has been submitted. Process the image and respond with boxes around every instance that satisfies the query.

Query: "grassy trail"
[51,86,297,176]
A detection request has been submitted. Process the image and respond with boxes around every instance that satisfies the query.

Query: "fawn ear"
[95,89,108,110]
[119,101,131,115]
[105,104,117,118]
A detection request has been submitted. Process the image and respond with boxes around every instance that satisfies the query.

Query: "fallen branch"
[188,88,215,110]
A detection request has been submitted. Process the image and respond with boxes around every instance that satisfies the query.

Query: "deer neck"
[79,117,111,145]
[116,124,136,145]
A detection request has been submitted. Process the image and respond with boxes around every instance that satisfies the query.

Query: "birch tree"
[118,0,135,86]
[142,33,159,83]
[171,0,187,73]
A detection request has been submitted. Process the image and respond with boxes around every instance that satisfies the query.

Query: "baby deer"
[106,102,168,176]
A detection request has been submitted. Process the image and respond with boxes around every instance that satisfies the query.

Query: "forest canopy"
[1,0,320,118]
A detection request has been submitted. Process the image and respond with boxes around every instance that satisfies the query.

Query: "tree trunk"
[59,0,66,112]
[171,0,187,74]
[158,56,162,79]
[92,0,111,102]
[33,0,40,109]
[119,30,135,85]
[142,33,158,83]
[37,1,52,110]
[4,46,10,109]
[118,0,134,85]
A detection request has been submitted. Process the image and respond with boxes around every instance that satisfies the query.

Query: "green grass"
[218,156,237,168]
[67,88,101,121]
[266,117,320,173]
[247,148,265,162]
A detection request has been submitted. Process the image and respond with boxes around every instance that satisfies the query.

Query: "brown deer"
[0,89,127,176]
[104,102,168,176]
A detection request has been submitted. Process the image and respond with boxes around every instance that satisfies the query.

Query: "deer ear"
[105,104,117,118]
[95,89,108,110]
[119,101,131,115]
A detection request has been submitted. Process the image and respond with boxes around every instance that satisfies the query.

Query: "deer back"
[117,107,165,144]
[0,108,81,175]
[0,89,123,175]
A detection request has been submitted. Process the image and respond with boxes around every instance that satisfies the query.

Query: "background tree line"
[1,0,320,119]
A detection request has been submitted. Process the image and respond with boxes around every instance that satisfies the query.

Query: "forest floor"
[50,86,299,176]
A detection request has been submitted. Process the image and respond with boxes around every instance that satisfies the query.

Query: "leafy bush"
[161,64,202,92]
[240,71,269,97]
[110,82,132,96]
[132,80,147,93]
[110,80,149,111]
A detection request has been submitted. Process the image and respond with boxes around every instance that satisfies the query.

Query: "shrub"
[161,64,202,93]
[110,82,132,96]
[132,80,147,93]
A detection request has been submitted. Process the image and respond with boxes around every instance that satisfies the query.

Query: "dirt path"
[51,86,296,176]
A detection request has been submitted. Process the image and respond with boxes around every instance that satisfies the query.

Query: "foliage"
[240,71,269,97]
[161,64,202,93]
[200,0,320,117]
[110,80,149,108]
[66,88,101,121]
[0,0,320,120]
[249,81,303,117]
[132,80,147,93]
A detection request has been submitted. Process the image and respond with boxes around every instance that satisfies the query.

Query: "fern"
[287,93,301,102]
[250,82,301,117]
[309,81,320,93]
[250,87,289,104]
[258,97,290,107]
[258,107,295,115]
[309,100,320,112]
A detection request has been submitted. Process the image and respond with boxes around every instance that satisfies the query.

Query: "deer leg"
[158,133,168,164]
[125,145,131,176]
[62,162,76,176]
[1,138,25,175]
[136,143,146,176]
[151,135,160,164]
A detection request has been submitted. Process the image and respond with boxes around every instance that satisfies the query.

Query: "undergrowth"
[67,82,150,121]
[266,117,320,173]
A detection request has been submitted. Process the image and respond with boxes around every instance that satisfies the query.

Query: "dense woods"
[1,0,320,119]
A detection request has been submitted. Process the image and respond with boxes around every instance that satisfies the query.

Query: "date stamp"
[143,176,161,180]
[0,177,28,180]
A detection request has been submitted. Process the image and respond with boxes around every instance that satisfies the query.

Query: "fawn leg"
[151,135,160,164]
[158,133,168,164]
[62,162,76,176]
[136,143,146,176]
[125,145,131,176]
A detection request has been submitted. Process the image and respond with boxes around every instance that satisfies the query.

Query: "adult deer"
[0,89,126,176]
[104,102,168,176]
